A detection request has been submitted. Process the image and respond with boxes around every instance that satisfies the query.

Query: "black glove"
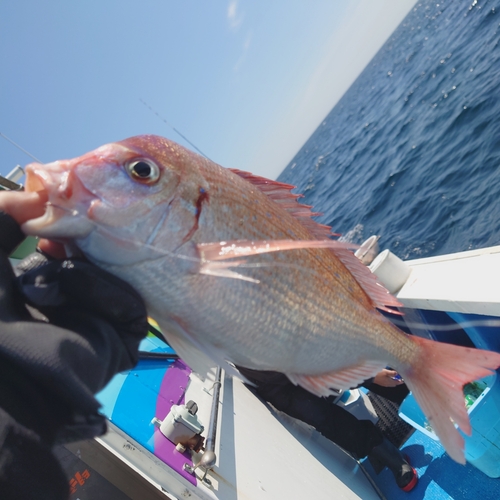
[0,212,149,499]
[17,255,148,379]
[0,250,149,440]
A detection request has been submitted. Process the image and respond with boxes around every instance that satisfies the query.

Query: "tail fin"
[402,336,500,464]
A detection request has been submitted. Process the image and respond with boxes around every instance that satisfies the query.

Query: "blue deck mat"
[364,431,500,500]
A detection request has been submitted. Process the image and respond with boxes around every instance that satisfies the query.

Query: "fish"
[22,134,500,464]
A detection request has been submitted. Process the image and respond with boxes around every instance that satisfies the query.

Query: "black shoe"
[368,438,418,492]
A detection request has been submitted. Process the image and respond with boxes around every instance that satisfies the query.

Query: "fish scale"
[21,134,500,464]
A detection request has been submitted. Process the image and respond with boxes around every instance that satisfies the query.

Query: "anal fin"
[287,361,386,397]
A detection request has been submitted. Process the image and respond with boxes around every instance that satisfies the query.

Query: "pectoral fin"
[198,259,260,283]
[197,239,355,261]
[196,238,403,315]
[197,239,356,283]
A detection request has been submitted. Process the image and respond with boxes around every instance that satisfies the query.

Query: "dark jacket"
[0,212,148,499]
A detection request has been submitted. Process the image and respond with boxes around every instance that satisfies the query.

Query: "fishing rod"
[138,322,179,360]
[138,351,179,360]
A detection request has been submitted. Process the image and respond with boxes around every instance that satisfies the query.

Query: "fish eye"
[126,159,160,184]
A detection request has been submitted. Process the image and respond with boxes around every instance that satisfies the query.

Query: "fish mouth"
[24,164,47,194]
[22,162,95,239]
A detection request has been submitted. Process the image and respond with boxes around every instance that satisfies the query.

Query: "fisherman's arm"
[361,370,409,404]
[0,190,149,499]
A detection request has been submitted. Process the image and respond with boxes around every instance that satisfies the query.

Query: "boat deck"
[58,245,500,499]
[365,431,500,500]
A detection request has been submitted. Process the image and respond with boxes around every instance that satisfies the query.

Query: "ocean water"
[278,0,500,260]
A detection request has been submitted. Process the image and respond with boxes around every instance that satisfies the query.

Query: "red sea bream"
[22,135,500,464]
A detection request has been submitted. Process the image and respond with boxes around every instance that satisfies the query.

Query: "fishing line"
[388,316,500,332]
[52,204,335,273]
[81,223,500,329]
[7,128,498,343]
[47,202,80,217]
[0,132,42,163]
[40,207,500,334]
[139,99,211,160]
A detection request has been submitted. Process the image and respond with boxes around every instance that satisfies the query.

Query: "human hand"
[0,189,146,498]
[373,369,404,387]
[1,190,149,360]
[0,190,66,257]
[0,190,46,224]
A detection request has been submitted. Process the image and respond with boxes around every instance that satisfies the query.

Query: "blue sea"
[278,0,500,260]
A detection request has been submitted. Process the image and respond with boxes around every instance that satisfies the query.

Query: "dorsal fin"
[330,246,403,314]
[228,169,402,314]
[229,168,338,239]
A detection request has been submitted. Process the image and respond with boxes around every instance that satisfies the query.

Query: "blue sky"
[1,0,416,181]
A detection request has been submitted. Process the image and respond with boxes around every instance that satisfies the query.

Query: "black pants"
[363,380,409,405]
[238,368,384,458]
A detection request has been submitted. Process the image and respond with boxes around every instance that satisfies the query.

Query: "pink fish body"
[22,135,500,464]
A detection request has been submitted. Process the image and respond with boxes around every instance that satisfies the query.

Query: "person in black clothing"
[237,366,418,492]
[0,191,149,499]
